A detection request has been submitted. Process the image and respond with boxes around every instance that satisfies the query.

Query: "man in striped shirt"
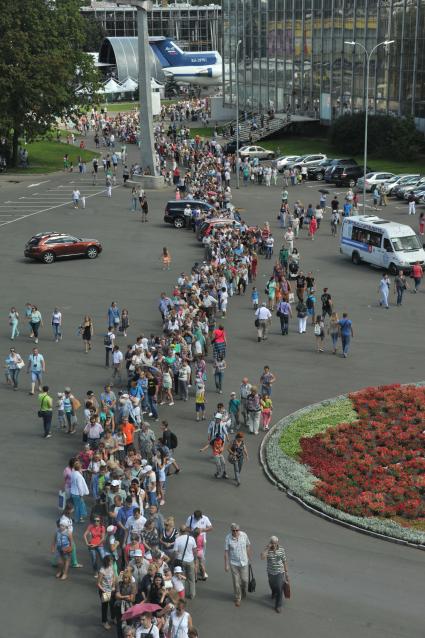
[261,535,288,613]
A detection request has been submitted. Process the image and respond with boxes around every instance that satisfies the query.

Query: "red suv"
[24,232,102,264]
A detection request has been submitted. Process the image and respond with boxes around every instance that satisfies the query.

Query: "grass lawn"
[261,135,425,174]
[8,140,98,174]
[280,398,357,459]
[188,127,214,138]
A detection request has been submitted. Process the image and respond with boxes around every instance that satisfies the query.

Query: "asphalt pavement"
[0,157,424,638]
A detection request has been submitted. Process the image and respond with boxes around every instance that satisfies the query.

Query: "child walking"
[195,380,206,421]
[162,247,171,270]
[57,392,66,430]
[251,286,259,310]
[261,393,273,431]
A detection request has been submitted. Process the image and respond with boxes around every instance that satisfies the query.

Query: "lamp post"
[345,40,394,213]
[235,39,242,189]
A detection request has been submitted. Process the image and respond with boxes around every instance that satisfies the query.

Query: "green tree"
[0,0,101,166]
[83,15,107,52]
[329,112,424,160]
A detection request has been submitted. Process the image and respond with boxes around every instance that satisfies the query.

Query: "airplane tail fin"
[149,39,186,67]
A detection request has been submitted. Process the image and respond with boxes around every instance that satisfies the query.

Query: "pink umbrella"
[122,603,162,621]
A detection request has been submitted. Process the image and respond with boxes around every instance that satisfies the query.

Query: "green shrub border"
[259,393,425,550]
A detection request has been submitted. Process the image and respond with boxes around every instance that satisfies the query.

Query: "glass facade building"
[222,0,425,126]
[81,2,221,52]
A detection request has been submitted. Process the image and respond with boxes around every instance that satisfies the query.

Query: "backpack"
[314,323,322,336]
[169,431,178,449]
[104,334,112,346]
[306,296,314,310]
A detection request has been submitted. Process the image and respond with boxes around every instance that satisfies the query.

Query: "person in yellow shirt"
[195,380,206,422]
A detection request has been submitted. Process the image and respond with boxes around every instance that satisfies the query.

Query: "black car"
[308,158,357,181]
[164,200,215,229]
[331,164,372,187]
[223,139,249,154]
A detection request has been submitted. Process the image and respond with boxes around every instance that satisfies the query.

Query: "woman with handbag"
[260,535,289,613]
[168,598,193,638]
[52,521,73,580]
[227,432,249,487]
[97,555,116,630]
[8,306,20,340]
[81,315,94,353]
[5,347,24,390]
[114,569,136,637]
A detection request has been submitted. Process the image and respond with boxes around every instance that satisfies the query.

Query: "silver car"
[238,145,275,160]
[383,174,421,195]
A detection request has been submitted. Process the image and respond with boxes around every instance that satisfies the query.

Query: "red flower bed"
[299,385,425,519]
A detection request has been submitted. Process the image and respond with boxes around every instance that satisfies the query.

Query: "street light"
[345,40,394,213]
[235,39,242,189]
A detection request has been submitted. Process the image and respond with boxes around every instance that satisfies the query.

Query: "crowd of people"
[4,132,300,635]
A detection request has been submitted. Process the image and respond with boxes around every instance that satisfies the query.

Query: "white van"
[340,215,425,274]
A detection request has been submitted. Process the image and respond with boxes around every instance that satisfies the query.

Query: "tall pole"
[345,40,394,214]
[235,39,242,189]
[363,52,370,215]
[136,1,158,176]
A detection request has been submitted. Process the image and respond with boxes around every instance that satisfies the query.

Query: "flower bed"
[300,385,425,521]
[264,385,425,546]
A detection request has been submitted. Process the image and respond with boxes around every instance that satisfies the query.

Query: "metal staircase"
[222,112,318,144]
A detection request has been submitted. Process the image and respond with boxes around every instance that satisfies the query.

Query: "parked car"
[383,174,421,196]
[402,178,425,200]
[392,176,423,198]
[164,199,215,229]
[223,139,248,154]
[332,165,372,187]
[308,158,357,181]
[356,172,395,192]
[287,153,327,170]
[238,145,275,160]
[275,155,302,172]
[396,177,425,199]
[24,232,102,264]
[197,218,241,240]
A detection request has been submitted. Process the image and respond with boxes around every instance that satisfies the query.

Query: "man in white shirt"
[125,508,147,542]
[224,522,252,607]
[135,612,160,638]
[72,189,80,209]
[255,302,272,341]
[184,203,192,228]
[178,360,191,401]
[185,509,213,571]
[173,526,197,599]
[265,234,275,260]
[111,345,123,385]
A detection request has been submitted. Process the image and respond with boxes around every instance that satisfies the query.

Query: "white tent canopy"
[120,77,138,92]
[100,78,123,94]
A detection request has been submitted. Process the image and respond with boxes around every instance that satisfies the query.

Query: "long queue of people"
[3,127,307,635]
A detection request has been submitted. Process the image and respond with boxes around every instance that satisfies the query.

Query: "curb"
[259,392,425,551]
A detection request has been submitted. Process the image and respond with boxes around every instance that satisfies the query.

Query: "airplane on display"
[149,37,222,87]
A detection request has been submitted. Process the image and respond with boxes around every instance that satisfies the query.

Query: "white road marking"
[28,181,49,188]
[0,187,114,227]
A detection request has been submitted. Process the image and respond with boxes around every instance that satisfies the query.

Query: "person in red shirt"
[121,419,136,452]
[411,262,423,292]
[83,517,106,575]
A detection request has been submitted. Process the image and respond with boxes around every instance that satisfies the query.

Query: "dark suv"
[329,164,372,187]
[308,158,357,181]
[164,200,215,229]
